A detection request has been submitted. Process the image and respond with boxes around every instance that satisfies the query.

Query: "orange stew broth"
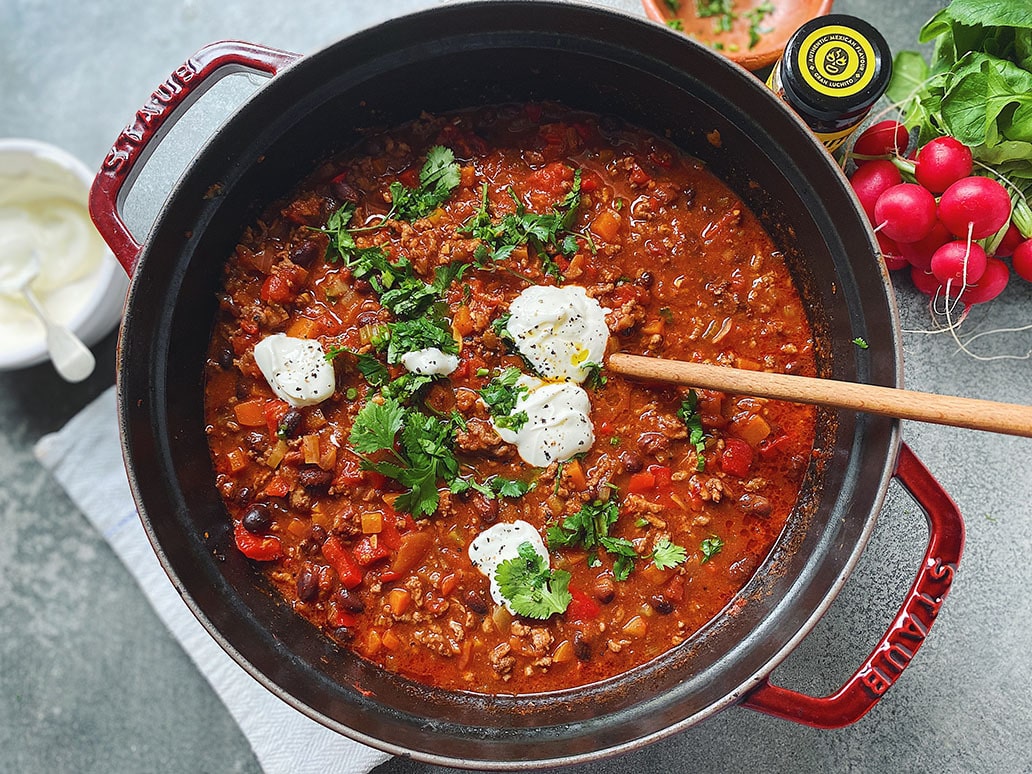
[204,104,817,693]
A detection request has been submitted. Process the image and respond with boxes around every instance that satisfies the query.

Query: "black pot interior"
[118,2,900,766]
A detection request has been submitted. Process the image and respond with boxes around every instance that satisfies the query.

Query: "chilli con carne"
[204,104,817,693]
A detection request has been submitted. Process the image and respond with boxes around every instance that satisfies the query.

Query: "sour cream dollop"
[468,520,550,611]
[400,346,459,376]
[492,375,594,467]
[506,285,609,383]
[253,334,335,407]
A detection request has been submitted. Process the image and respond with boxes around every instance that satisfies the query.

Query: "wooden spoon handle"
[607,352,1032,438]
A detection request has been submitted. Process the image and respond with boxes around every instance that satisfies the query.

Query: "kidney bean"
[277,408,303,439]
[464,588,489,615]
[289,239,321,267]
[573,632,592,662]
[335,586,365,613]
[739,493,772,519]
[620,450,644,474]
[331,179,360,203]
[298,467,334,490]
[296,566,319,602]
[649,594,675,615]
[593,577,616,604]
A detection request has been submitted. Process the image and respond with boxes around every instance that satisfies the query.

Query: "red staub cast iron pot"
[89,2,964,767]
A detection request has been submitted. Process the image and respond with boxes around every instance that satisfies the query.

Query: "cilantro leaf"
[583,361,607,390]
[652,537,688,570]
[678,390,707,472]
[355,352,390,387]
[479,367,530,432]
[349,397,460,517]
[389,146,461,221]
[349,397,406,455]
[547,498,636,578]
[700,535,724,563]
[495,542,572,619]
[492,477,534,499]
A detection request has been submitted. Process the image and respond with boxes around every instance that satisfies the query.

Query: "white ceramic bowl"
[0,138,129,372]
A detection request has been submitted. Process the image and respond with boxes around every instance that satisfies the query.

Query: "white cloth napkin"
[34,386,392,774]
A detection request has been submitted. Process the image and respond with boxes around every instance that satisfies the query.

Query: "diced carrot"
[642,562,675,587]
[627,471,656,494]
[591,209,622,242]
[388,587,411,616]
[224,448,248,474]
[361,511,383,535]
[565,458,588,491]
[233,398,268,427]
[363,628,382,656]
[286,316,320,339]
[453,305,475,338]
[381,629,402,651]
[552,639,575,664]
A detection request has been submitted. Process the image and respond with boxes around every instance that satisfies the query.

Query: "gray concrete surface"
[4,0,1031,772]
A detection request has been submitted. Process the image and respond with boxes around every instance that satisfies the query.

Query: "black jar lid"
[779,15,892,121]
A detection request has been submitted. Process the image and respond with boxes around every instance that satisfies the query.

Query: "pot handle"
[88,41,300,276]
[739,442,964,728]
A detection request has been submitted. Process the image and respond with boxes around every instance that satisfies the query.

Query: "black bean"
[649,594,675,615]
[242,503,272,534]
[573,632,592,662]
[277,408,303,439]
[329,626,354,644]
[216,346,235,370]
[233,487,252,506]
[620,451,644,474]
[334,586,365,613]
[298,467,333,490]
[300,525,326,557]
[289,239,321,267]
[296,566,319,602]
[635,271,654,289]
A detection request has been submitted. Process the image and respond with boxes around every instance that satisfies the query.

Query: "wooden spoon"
[607,352,1032,438]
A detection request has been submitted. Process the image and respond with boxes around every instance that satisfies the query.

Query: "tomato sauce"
[204,104,817,693]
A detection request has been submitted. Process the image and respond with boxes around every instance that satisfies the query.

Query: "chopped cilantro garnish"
[479,367,530,432]
[547,498,637,579]
[583,361,607,390]
[388,145,462,221]
[852,337,870,350]
[382,315,457,365]
[449,475,534,500]
[348,396,459,517]
[495,542,572,619]
[678,390,707,472]
[700,535,724,563]
[652,537,688,570]
[666,18,685,31]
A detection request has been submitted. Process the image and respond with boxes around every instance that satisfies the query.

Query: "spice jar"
[767,15,892,152]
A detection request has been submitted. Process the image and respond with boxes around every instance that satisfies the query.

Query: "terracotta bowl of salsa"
[88,1,962,767]
[641,0,836,72]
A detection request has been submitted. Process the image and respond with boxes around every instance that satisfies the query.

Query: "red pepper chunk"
[322,536,364,589]
[720,438,754,478]
[353,536,392,567]
[234,522,282,562]
[566,587,601,621]
[648,465,672,488]
[627,471,656,494]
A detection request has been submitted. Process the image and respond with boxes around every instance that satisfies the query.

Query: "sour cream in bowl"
[0,139,128,372]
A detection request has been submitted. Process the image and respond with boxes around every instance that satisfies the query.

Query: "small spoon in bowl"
[0,248,95,382]
[607,352,1032,438]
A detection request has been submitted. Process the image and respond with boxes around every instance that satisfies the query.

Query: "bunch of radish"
[848,120,1032,309]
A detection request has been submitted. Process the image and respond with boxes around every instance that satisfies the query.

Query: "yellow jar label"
[797,24,876,98]
[814,124,860,152]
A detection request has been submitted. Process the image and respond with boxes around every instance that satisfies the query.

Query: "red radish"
[877,233,908,270]
[898,220,951,270]
[930,240,987,285]
[915,136,973,194]
[1012,239,1032,282]
[852,120,909,163]
[938,176,1012,239]
[874,183,938,243]
[850,160,902,220]
[910,267,945,297]
[959,258,1009,305]
[994,223,1023,258]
